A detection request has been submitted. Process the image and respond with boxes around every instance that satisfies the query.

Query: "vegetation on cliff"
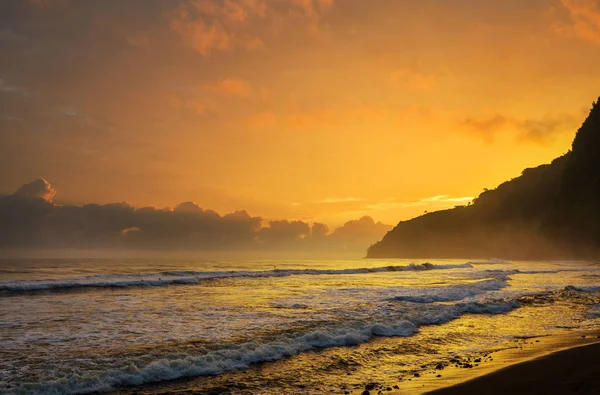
[367,98,600,259]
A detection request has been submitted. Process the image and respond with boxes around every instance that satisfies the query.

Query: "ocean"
[1,257,599,394]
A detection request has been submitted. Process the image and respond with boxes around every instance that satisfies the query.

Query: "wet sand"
[429,341,600,394]
[378,330,600,395]
[118,329,600,395]
[347,330,600,395]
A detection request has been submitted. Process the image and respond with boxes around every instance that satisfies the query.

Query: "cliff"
[367,98,600,260]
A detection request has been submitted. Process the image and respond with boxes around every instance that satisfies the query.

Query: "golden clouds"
[2,0,599,227]
[560,0,600,44]
[170,9,232,56]
[13,178,57,201]
[461,110,586,145]
[291,0,334,17]
[291,0,335,35]
[169,0,268,56]
[170,0,334,55]
[362,196,475,212]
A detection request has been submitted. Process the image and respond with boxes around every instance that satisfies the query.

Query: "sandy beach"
[429,341,600,394]
[370,330,600,395]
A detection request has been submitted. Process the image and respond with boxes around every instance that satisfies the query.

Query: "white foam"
[391,277,509,303]
[0,262,474,293]
[13,320,418,394]
[11,299,521,395]
[467,259,511,265]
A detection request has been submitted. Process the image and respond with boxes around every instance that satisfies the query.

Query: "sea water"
[1,257,599,394]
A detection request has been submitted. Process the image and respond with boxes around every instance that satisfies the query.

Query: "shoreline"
[373,330,600,395]
[116,327,600,395]
[428,340,600,394]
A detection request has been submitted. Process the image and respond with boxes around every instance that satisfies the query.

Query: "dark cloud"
[0,180,391,254]
[461,115,509,143]
[331,215,390,238]
[515,112,585,144]
[461,111,584,145]
[311,222,329,238]
[257,220,311,245]
[13,178,56,201]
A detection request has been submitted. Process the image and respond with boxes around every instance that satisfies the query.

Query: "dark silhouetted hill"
[367,98,600,260]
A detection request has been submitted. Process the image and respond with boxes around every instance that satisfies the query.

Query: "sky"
[1,0,599,227]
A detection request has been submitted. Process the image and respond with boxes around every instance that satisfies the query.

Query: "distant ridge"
[367,98,600,260]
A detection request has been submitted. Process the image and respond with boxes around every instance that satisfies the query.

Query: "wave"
[12,299,518,395]
[582,273,600,278]
[499,267,600,276]
[588,303,600,318]
[390,276,509,303]
[563,284,600,293]
[0,262,473,294]
[467,259,511,265]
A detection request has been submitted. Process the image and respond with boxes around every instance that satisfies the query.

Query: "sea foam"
[391,276,509,303]
[0,262,474,293]
[12,299,521,395]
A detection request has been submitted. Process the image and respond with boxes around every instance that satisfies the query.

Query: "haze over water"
[2,257,599,394]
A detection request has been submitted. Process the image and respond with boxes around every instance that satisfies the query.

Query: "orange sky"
[1,0,599,226]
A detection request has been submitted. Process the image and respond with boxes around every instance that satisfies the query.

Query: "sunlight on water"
[1,258,599,394]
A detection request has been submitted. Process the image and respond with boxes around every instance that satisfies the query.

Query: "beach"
[429,339,600,394]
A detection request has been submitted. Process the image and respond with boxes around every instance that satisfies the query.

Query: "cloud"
[330,216,391,240]
[289,0,335,36]
[206,78,251,98]
[258,220,311,244]
[311,222,329,238]
[169,0,268,56]
[419,195,475,205]
[169,0,335,56]
[460,111,584,144]
[0,78,29,96]
[364,195,475,211]
[0,179,389,254]
[170,10,232,56]
[515,112,584,144]
[174,201,204,213]
[461,114,509,143]
[334,216,389,236]
[560,0,600,44]
[13,178,56,201]
[120,226,140,236]
[317,197,363,204]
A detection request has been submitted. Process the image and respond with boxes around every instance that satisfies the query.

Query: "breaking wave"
[12,299,519,395]
[467,259,511,265]
[391,276,509,303]
[0,262,473,294]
